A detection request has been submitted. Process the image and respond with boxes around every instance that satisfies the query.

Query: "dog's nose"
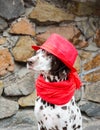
[27,60,33,66]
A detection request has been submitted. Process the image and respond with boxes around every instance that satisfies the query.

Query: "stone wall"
[0,0,100,130]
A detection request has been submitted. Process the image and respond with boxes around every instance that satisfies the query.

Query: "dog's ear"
[50,55,70,76]
[51,55,61,71]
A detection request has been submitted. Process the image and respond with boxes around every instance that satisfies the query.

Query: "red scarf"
[36,72,82,105]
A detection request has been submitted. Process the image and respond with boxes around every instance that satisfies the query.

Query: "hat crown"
[41,33,77,66]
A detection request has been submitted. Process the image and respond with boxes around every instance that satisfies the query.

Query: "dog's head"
[27,49,70,77]
[27,49,52,72]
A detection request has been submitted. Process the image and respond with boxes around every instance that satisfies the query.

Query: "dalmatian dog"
[27,49,82,130]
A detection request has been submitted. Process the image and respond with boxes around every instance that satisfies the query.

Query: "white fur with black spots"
[27,49,82,130]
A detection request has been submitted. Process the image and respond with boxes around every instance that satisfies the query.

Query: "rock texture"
[18,90,37,107]
[0,80,4,96]
[0,48,14,76]
[70,1,96,16]
[0,0,25,20]
[94,29,100,47]
[80,102,100,118]
[4,73,35,96]
[29,0,74,24]
[0,110,37,130]
[0,97,19,119]
[0,37,7,45]
[83,54,100,82]
[0,0,100,130]
[10,18,36,36]
[85,82,100,103]
[0,17,8,32]
[36,25,81,44]
[12,36,36,62]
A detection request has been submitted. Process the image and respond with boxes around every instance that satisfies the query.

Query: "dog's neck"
[41,69,68,82]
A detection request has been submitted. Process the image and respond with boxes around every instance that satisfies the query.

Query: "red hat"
[32,33,78,72]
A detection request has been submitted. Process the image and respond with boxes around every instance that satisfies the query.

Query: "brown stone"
[9,18,35,36]
[84,70,100,82]
[71,1,95,16]
[84,54,100,71]
[83,54,100,82]
[29,0,74,24]
[78,40,89,48]
[12,36,36,62]
[80,51,92,61]
[0,80,4,96]
[94,29,100,47]
[0,37,6,45]
[72,37,81,45]
[18,90,37,107]
[0,48,14,76]
[74,55,81,73]
[94,8,100,16]
[36,25,81,45]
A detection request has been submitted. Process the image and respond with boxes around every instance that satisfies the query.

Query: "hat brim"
[32,45,40,50]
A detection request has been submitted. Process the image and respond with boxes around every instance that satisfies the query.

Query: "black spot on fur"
[63,127,67,130]
[47,76,52,82]
[77,125,81,129]
[65,121,68,126]
[45,117,47,120]
[71,110,74,114]
[77,108,79,112]
[40,105,43,110]
[38,121,40,125]
[41,99,46,105]
[40,127,47,130]
[57,114,60,118]
[55,125,59,130]
[74,115,76,120]
[61,106,67,110]
[72,101,74,105]
[50,104,55,109]
[47,102,50,106]
[72,124,81,130]
[40,120,43,125]
[73,124,76,129]
[43,100,46,105]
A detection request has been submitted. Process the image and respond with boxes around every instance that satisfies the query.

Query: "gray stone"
[83,37,100,51]
[0,109,37,130]
[80,102,100,118]
[0,0,25,20]
[0,97,19,119]
[82,115,100,130]
[76,17,100,39]
[4,73,35,96]
[84,125,100,130]
[75,89,82,102]
[0,17,8,32]
[85,81,100,103]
